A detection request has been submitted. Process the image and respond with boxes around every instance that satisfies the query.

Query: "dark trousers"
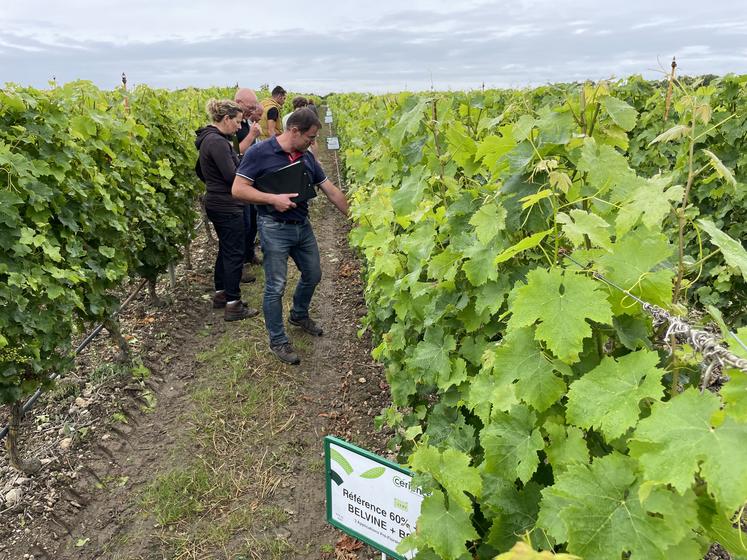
[243,204,258,263]
[206,208,245,301]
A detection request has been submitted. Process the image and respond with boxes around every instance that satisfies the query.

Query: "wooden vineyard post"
[664,57,677,121]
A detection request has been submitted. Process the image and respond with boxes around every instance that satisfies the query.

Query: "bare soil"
[0,123,391,559]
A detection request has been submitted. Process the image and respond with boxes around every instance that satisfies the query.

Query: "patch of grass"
[89,361,131,384]
[139,389,157,413]
[308,457,325,473]
[95,475,129,491]
[141,462,230,526]
[111,410,129,424]
[130,360,150,380]
[258,505,290,526]
[256,537,293,560]
[291,335,311,351]
[138,326,298,559]
[46,379,81,400]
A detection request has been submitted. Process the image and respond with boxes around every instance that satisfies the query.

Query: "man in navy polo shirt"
[232,108,348,365]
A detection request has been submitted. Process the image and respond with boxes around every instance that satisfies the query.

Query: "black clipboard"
[254,160,317,203]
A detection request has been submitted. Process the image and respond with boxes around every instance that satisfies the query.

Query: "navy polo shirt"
[236,136,327,222]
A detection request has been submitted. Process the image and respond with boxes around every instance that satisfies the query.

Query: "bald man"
[234,87,263,268]
[234,88,262,155]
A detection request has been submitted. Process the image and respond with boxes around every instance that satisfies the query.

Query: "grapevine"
[331,78,747,559]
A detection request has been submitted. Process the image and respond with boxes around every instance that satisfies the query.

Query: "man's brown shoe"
[212,291,227,309]
[241,266,256,283]
[224,301,259,322]
[288,315,323,336]
[270,342,301,365]
[246,252,263,266]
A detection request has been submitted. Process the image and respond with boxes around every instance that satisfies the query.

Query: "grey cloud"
[1,2,746,93]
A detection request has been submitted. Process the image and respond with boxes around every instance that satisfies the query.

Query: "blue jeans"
[257,215,322,345]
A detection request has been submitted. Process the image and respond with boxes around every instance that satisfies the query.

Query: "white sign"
[325,437,424,560]
[325,114,333,123]
[327,137,340,150]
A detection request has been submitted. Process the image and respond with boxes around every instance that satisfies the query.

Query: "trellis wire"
[563,253,747,389]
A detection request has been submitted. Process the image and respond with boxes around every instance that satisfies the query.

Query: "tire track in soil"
[0,115,391,559]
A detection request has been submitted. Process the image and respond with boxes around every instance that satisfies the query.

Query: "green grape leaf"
[613,315,652,350]
[389,97,428,149]
[543,419,589,474]
[508,268,613,363]
[405,329,456,388]
[481,474,542,551]
[698,219,747,281]
[392,170,427,217]
[489,327,566,412]
[597,228,674,312]
[535,107,574,145]
[730,327,747,359]
[566,350,665,440]
[615,177,683,237]
[481,405,544,483]
[410,445,481,512]
[697,493,747,557]
[577,137,636,196]
[462,242,502,286]
[465,369,518,424]
[702,149,737,186]
[469,203,507,245]
[423,403,476,454]
[474,278,511,316]
[721,369,747,422]
[427,248,462,282]
[445,121,479,175]
[403,489,478,560]
[539,453,696,560]
[70,115,97,139]
[476,130,517,174]
[494,229,551,265]
[630,388,747,511]
[512,115,536,142]
[648,124,690,145]
[601,96,638,131]
[556,209,612,251]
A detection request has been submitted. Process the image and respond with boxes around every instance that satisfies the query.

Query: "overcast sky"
[1,0,746,93]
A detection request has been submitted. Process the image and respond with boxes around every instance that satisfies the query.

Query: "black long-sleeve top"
[195,125,243,213]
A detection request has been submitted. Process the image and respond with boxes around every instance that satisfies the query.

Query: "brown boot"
[224,300,259,322]
[212,291,227,309]
[241,265,256,283]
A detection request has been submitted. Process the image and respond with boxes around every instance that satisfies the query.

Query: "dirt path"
[0,117,390,559]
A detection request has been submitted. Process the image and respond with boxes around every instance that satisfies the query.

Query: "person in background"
[234,88,264,269]
[306,98,319,116]
[259,85,287,139]
[284,97,319,156]
[195,99,259,322]
[231,108,348,365]
[282,96,309,129]
[234,88,262,155]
